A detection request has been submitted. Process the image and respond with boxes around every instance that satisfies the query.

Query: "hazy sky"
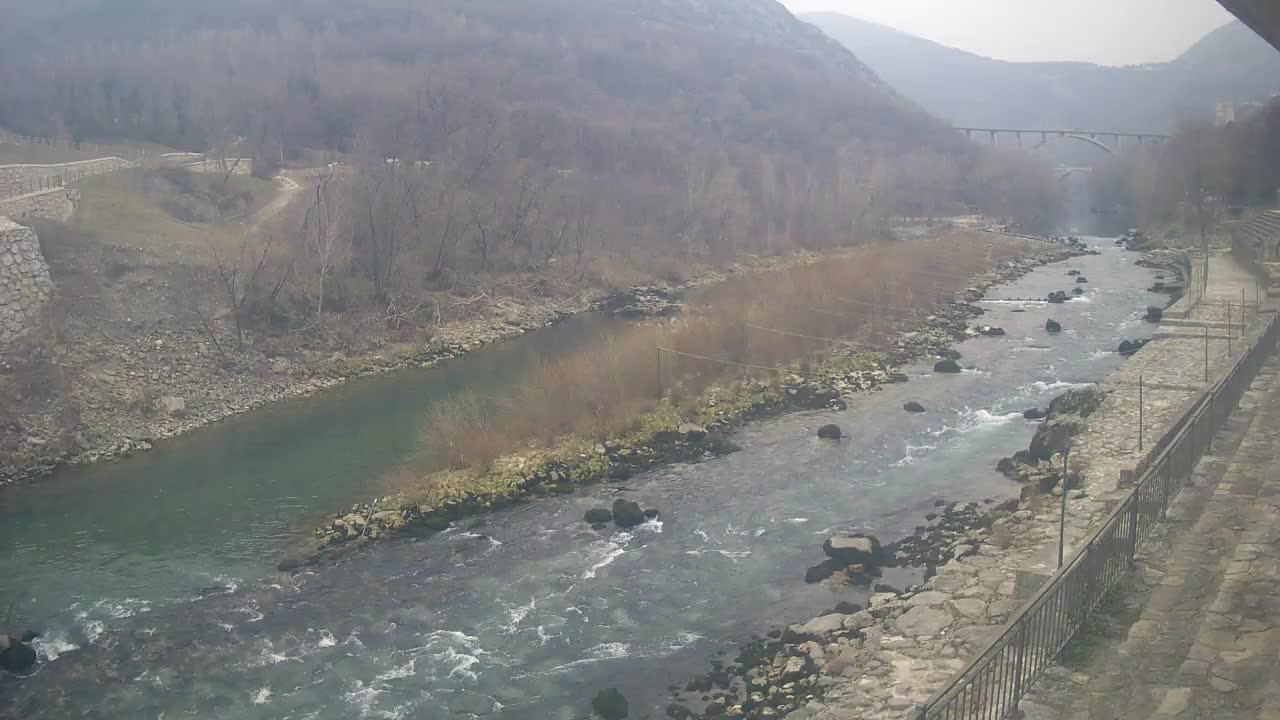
[780,0,1236,66]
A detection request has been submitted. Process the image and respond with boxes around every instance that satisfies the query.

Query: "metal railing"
[0,129,153,163]
[0,159,135,202]
[915,309,1280,720]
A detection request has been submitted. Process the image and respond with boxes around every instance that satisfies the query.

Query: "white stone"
[893,605,955,636]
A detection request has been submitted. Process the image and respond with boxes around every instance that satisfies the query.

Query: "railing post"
[1011,622,1029,711]
[1127,496,1139,561]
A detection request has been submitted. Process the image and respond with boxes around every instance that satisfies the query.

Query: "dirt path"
[241,170,306,237]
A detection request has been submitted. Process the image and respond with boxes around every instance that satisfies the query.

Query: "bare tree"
[302,168,351,319]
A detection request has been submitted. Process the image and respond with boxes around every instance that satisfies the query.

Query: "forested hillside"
[0,0,1059,286]
[804,14,1280,133]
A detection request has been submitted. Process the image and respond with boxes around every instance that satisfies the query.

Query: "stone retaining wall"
[0,218,52,345]
[0,157,134,200]
[180,158,254,176]
[0,187,77,222]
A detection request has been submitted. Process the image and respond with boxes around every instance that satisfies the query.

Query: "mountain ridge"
[802,13,1280,133]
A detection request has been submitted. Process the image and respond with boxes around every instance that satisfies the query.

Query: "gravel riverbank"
[307,238,1083,562]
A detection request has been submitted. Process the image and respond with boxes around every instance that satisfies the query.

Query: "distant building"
[1216,101,1264,126]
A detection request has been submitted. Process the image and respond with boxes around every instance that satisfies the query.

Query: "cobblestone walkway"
[1023,355,1280,720]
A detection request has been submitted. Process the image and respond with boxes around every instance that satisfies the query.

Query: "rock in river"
[822,534,887,568]
[978,325,1006,337]
[584,508,613,524]
[1076,276,1089,283]
[611,500,645,528]
[933,359,961,374]
[1023,407,1047,420]
[678,423,707,441]
[903,401,926,413]
[817,424,843,440]
[0,634,36,673]
[592,688,629,719]
[1144,306,1163,323]
[1045,319,1062,333]
[1118,339,1149,356]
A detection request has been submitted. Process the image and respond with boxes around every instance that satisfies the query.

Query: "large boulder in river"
[817,424,843,440]
[933,359,962,374]
[903,401,926,414]
[978,326,1006,337]
[1076,276,1089,284]
[1047,291,1068,304]
[1047,385,1106,418]
[611,500,645,528]
[1045,319,1062,333]
[1144,306,1163,323]
[1023,408,1047,420]
[585,508,613,524]
[0,634,36,674]
[592,687,629,719]
[1029,419,1083,462]
[822,534,888,568]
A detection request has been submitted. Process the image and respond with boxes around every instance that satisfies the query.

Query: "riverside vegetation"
[0,0,1069,488]
[310,231,1082,557]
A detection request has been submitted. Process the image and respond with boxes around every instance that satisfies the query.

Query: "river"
[0,239,1162,719]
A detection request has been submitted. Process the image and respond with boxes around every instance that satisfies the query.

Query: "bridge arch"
[1033,134,1115,155]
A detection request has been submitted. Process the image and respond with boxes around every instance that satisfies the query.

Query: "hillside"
[802,14,1280,133]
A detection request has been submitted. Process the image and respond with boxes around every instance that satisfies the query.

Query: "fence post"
[1138,375,1144,454]
[1204,327,1210,383]
[1127,495,1140,561]
[1011,622,1029,711]
[656,346,662,399]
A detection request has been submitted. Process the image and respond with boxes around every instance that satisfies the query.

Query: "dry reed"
[420,230,1030,471]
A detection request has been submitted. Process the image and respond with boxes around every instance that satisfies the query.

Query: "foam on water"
[423,630,487,682]
[582,538,629,580]
[588,642,631,659]
[891,443,938,467]
[376,657,417,681]
[955,409,1023,434]
[32,632,79,663]
[1024,379,1090,395]
[252,686,273,705]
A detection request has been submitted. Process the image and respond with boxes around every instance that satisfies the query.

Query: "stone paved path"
[782,252,1276,720]
[1023,354,1280,720]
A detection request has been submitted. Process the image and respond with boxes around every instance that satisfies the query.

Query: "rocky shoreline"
[652,242,1193,720]
[0,250,847,490]
[304,237,1084,564]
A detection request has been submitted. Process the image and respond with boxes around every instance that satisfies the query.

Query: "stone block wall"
[0,187,76,222]
[0,217,52,345]
[0,157,134,200]
[181,158,255,176]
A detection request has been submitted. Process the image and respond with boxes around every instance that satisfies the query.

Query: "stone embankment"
[0,157,134,200]
[0,218,52,345]
[680,251,1271,720]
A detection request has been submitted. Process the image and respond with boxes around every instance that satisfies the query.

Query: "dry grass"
[420,230,1033,471]
[71,169,277,264]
